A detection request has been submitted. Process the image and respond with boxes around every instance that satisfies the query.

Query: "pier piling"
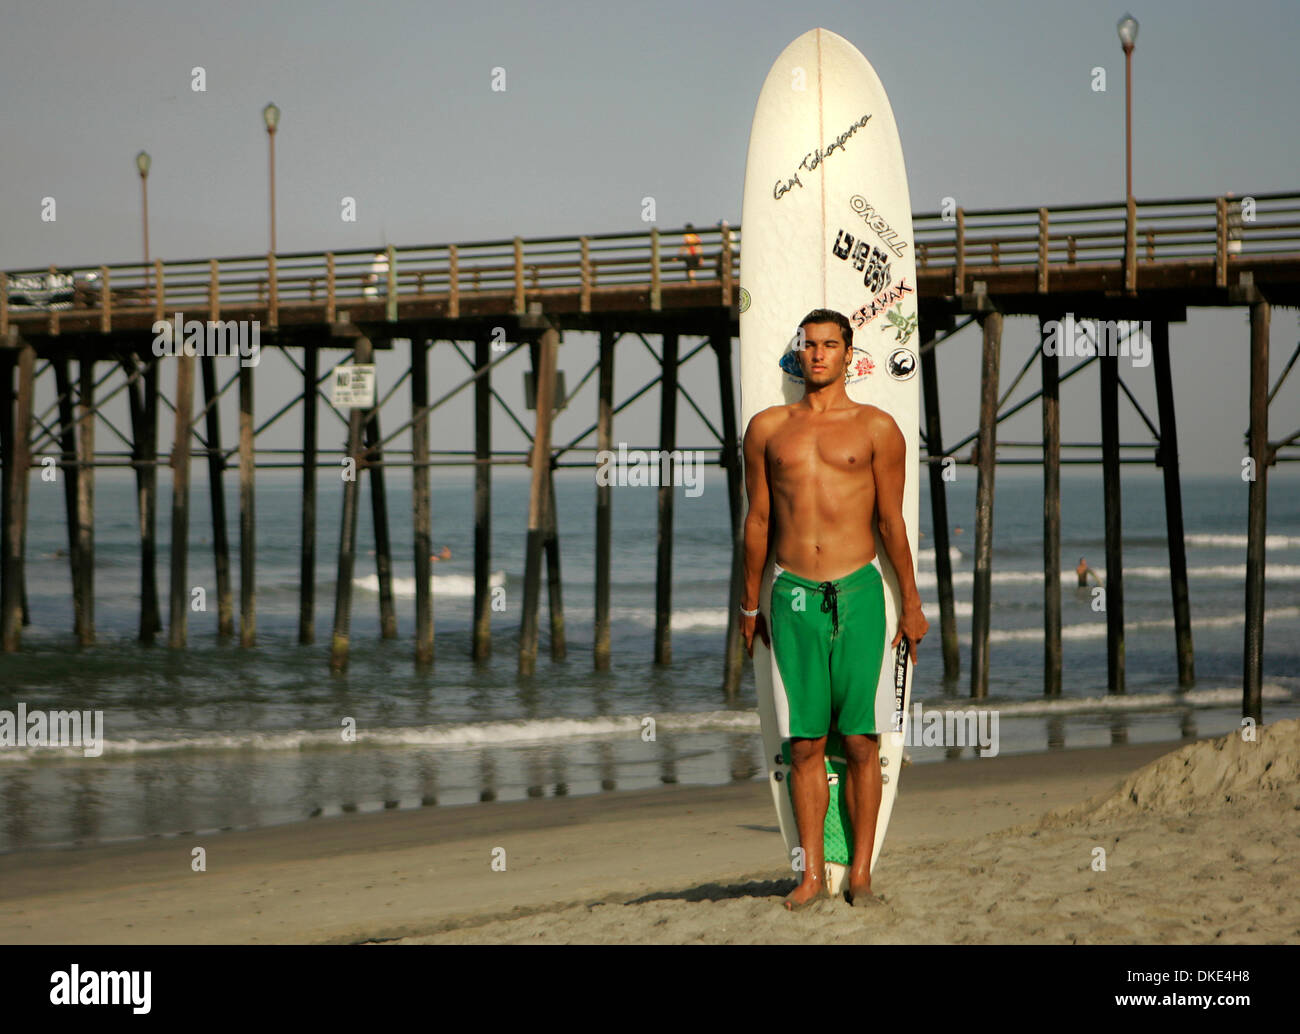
[238,359,255,646]
[412,336,433,664]
[1040,317,1062,696]
[1244,299,1271,722]
[654,331,679,666]
[299,341,318,644]
[519,327,559,676]
[1151,318,1195,686]
[713,325,744,698]
[970,312,1002,699]
[920,325,960,682]
[593,328,615,671]
[330,337,371,672]
[168,353,194,648]
[1100,346,1126,692]
[200,355,234,637]
[472,332,492,662]
[364,376,397,639]
[75,353,96,645]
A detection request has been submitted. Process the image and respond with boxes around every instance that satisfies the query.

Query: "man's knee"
[842,733,879,764]
[790,735,828,766]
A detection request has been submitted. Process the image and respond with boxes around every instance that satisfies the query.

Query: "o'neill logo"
[848,195,909,258]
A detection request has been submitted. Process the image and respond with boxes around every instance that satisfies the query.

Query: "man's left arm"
[870,411,928,662]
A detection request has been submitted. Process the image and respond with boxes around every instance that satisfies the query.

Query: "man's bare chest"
[767,418,872,484]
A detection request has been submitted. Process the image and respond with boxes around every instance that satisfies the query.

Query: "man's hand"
[742,611,770,656]
[891,604,928,665]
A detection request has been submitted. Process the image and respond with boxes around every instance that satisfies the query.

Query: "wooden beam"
[970,312,1001,699]
[513,237,525,315]
[53,358,81,638]
[1151,319,1194,686]
[1037,208,1050,293]
[238,358,255,646]
[712,326,744,698]
[955,208,966,295]
[364,384,397,639]
[920,325,959,682]
[654,331,678,665]
[1100,348,1126,692]
[650,229,662,311]
[330,336,373,672]
[594,328,615,670]
[519,328,558,676]
[412,336,433,664]
[201,355,234,637]
[75,352,95,645]
[299,341,318,644]
[448,246,459,320]
[0,344,17,650]
[472,332,491,661]
[1040,318,1062,696]
[1243,300,1270,722]
[543,464,566,660]
[168,353,194,647]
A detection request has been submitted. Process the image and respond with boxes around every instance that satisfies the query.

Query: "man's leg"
[842,732,882,898]
[786,733,829,907]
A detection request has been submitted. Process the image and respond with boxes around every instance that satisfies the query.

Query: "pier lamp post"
[137,150,151,302]
[263,103,280,255]
[1118,13,1138,291]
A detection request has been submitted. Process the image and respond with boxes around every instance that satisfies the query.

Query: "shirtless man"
[739,308,928,910]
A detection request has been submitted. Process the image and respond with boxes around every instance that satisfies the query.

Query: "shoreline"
[4,736,1268,944]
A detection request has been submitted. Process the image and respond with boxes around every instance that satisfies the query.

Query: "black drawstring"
[817,580,839,635]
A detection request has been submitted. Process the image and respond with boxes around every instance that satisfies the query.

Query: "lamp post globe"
[1117,13,1139,51]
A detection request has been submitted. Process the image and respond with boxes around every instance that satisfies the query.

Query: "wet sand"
[1,723,1296,944]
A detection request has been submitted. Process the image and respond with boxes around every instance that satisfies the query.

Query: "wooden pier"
[2,193,1298,723]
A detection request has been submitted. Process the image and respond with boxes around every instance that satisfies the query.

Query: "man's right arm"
[741,409,774,613]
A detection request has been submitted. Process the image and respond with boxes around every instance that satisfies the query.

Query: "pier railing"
[2,193,1298,333]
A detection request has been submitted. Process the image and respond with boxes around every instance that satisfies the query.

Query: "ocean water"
[0,466,1296,852]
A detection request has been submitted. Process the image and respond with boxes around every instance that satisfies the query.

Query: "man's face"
[798,321,851,388]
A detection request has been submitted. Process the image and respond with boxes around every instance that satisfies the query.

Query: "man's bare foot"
[783,877,829,911]
[845,879,882,907]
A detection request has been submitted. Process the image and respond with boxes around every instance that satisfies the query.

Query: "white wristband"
[740,606,759,617]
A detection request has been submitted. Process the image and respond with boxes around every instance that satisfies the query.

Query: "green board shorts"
[769,557,887,739]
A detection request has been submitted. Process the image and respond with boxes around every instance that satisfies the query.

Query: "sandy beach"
[1,720,1296,945]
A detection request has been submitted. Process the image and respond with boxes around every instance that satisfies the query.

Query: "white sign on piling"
[330,364,375,408]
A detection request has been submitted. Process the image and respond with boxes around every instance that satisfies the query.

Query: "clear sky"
[1,0,1297,477]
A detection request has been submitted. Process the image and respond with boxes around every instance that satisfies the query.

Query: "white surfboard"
[739,27,919,896]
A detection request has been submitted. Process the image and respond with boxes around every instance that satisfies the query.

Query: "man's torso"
[765,402,881,581]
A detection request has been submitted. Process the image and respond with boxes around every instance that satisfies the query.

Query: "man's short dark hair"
[799,308,853,351]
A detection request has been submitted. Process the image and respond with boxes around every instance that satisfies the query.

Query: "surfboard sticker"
[887,347,918,380]
[741,27,919,894]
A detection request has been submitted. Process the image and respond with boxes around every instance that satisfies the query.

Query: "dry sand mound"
[1041,717,1300,827]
